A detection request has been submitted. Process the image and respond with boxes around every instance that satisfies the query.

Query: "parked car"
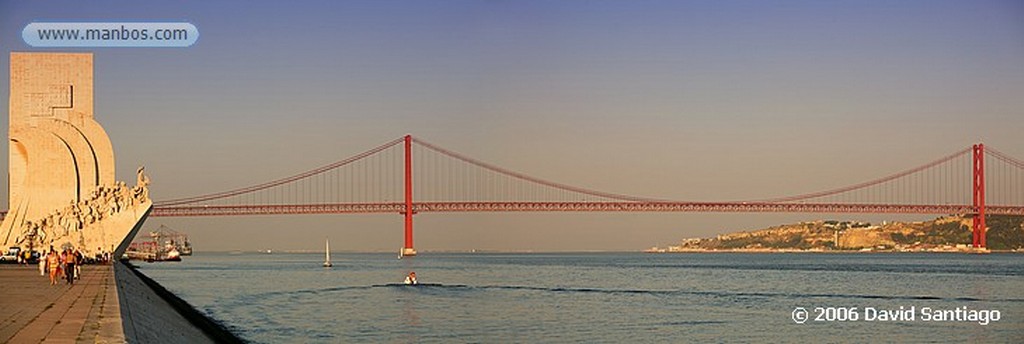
[0,246,20,263]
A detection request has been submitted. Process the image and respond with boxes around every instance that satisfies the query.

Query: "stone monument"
[0,52,151,258]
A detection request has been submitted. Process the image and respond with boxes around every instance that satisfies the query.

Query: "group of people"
[39,246,84,286]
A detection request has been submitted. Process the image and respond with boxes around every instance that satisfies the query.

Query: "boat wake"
[240,283,1024,304]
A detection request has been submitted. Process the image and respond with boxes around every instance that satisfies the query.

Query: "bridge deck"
[142,202,1024,217]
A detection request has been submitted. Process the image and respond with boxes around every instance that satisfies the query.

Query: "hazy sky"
[1,1,1022,251]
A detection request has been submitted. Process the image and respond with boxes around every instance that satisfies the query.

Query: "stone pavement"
[0,264,125,344]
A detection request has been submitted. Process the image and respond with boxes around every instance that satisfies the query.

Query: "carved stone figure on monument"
[58,214,67,236]
[18,222,33,244]
[91,199,100,218]
[110,197,117,215]
[117,182,134,207]
[113,195,121,214]
[28,222,40,244]
[70,206,82,231]
[58,212,68,233]
[96,197,108,218]
[82,200,91,223]
[87,206,97,224]
[136,166,152,201]
[137,166,150,188]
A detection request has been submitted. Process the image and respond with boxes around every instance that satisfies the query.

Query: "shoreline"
[642,249,1021,254]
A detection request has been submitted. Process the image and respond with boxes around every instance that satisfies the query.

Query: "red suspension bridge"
[9,135,1024,252]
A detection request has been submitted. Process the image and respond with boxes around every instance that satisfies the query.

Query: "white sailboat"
[323,239,333,268]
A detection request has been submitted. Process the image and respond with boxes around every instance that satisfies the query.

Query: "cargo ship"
[126,225,190,262]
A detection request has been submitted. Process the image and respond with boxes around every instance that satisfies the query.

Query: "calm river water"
[137,252,1024,343]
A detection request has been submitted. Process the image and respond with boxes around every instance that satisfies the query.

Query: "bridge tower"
[402,134,417,256]
[972,143,986,248]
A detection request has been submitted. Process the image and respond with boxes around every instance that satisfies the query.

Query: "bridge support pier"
[403,134,416,256]
[972,143,986,249]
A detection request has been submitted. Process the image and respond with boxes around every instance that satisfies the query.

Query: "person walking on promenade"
[60,250,67,283]
[47,250,60,285]
[64,249,77,285]
[60,250,67,282]
[74,250,83,280]
[38,251,46,276]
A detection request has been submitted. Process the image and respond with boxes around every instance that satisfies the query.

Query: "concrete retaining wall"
[114,261,244,343]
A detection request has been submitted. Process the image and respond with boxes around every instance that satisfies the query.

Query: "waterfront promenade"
[0,264,125,343]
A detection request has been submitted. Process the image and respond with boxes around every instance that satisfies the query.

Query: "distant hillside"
[660,216,1024,252]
